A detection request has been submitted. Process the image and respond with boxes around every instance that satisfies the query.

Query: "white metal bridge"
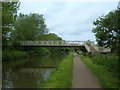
[20,41,85,47]
[20,40,111,53]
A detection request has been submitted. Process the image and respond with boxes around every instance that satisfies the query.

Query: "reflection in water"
[3,54,66,88]
[0,61,2,89]
[3,67,53,88]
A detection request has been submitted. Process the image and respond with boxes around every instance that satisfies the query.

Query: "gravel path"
[72,53,101,88]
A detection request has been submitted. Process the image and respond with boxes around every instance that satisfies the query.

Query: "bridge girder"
[20,40,85,47]
[20,40,111,53]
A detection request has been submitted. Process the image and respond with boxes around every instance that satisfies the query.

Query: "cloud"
[20,0,119,2]
[43,2,117,41]
[19,2,118,41]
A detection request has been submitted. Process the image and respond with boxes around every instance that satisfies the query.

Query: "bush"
[81,55,119,88]
[32,47,50,56]
[89,53,118,73]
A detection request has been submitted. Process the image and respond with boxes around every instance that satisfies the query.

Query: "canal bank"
[81,54,119,88]
[2,53,68,88]
[40,53,74,88]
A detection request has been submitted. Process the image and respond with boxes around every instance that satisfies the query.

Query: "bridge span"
[20,40,111,53]
[20,41,85,47]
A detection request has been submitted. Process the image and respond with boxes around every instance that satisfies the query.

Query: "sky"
[18,1,118,41]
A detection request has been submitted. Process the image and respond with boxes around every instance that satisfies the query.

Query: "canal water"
[2,54,67,88]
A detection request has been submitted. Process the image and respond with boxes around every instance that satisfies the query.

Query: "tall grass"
[90,53,118,73]
[81,53,119,88]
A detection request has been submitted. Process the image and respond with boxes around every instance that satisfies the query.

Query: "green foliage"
[2,2,69,57]
[81,54,119,88]
[40,53,73,88]
[38,33,68,54]
[11,13,48,41]
[39,33,62,40]
[21,32,67,55]
[90,54,118,73]
[92,9,120,53]
[2,50,28,61]
[32,47,50,56]
[9,13,54,55]
[2,1,20,48]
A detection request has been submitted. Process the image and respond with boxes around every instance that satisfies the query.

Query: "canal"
[2,54,67,88]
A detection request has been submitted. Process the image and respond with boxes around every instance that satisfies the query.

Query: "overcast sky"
[18,1,118,41]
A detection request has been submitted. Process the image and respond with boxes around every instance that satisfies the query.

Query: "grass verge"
[39,52,74,88]
[81,54,119,88]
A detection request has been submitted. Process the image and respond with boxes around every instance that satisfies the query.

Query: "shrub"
[90,53,118,73]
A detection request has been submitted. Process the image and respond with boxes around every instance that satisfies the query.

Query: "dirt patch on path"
[72,53,101,88]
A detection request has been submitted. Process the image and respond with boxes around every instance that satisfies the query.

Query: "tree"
[2,1,20,48]
[85,40,94,45]
[92,9,120,53]
[38,33,68,54]
[39,33,62,40]
[11,13,48,41]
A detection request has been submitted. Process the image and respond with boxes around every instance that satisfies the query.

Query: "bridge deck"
[20,41,111,53]
[22,45,84,47]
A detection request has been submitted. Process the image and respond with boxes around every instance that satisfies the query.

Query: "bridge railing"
[20,41,85,46]
[20,40,111,53]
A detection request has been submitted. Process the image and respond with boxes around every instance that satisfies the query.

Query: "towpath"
[72,53,101,88]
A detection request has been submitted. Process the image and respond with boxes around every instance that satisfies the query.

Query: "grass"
[81,54,119,88]
[39,52,74,88]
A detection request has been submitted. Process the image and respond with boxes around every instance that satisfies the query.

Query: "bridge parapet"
[20,41,85,46]
[20,41,111,53]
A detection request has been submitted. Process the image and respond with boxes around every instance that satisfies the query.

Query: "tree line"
[2,1,120,59]
[2,1,69,61]
[92,8,120,54]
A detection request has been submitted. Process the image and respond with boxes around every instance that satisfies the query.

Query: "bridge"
[20,41,85,47]
[20,40,111,53]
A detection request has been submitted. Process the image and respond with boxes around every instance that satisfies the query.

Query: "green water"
[2,54,67,88]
